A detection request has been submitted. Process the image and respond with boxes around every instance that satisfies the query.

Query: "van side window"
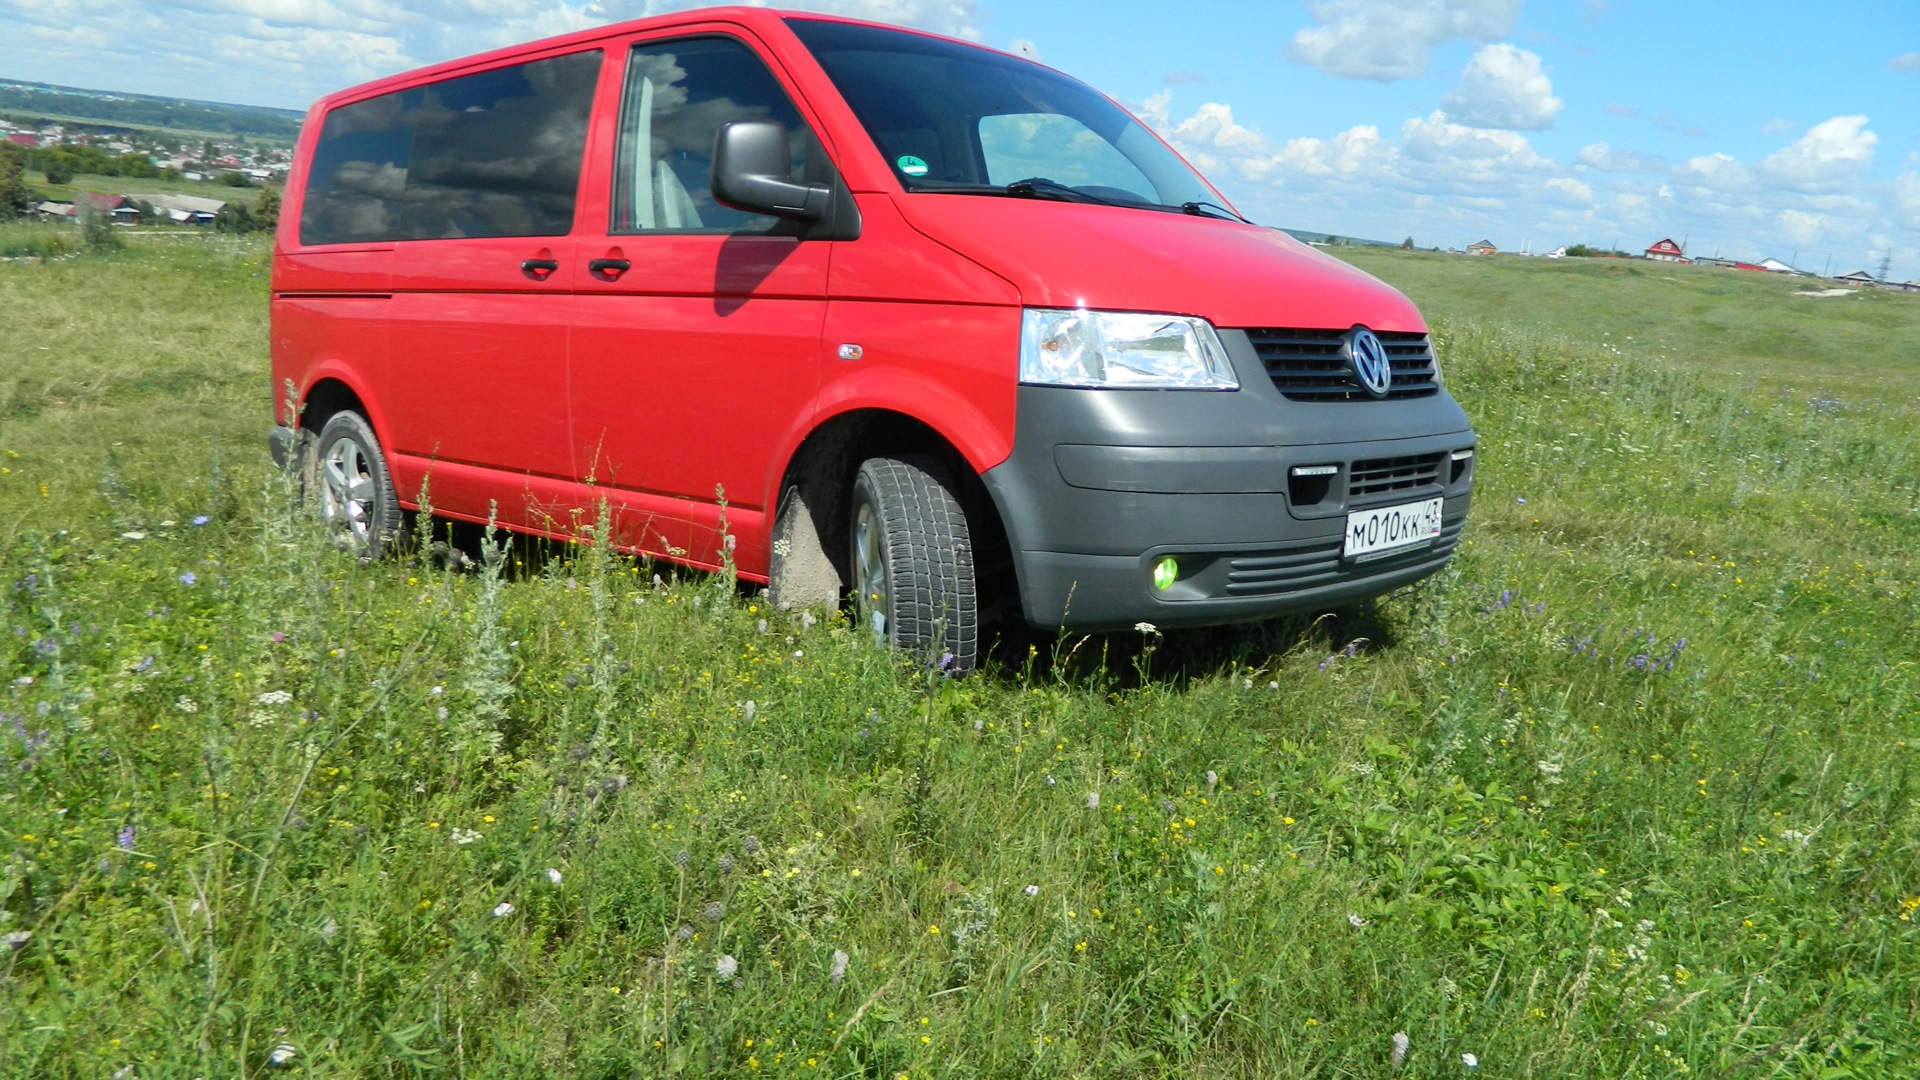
[612,38,813,234]
[300,51,601,245]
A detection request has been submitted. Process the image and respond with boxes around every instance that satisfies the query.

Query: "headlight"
[1020,309,1238,390]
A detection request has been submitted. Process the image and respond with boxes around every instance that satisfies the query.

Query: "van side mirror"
[713,120,831,222]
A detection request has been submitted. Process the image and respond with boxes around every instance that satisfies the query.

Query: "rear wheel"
[306,411,403,558]
[850,455,978,672]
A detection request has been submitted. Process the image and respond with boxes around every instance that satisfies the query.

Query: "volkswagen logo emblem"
[1347,326,1392,398]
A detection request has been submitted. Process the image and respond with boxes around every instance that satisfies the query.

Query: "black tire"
[305,411,403,558]
[849,455,978,671]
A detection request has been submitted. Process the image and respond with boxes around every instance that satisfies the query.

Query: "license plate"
[1343,497,1443,560]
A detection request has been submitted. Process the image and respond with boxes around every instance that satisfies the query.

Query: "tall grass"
[1,238,1916,1076]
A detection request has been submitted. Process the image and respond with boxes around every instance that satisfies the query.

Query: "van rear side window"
[300,51,602,245]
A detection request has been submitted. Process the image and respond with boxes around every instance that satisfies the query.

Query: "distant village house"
[1644,238,1690,263]
[1466,239,1497,256]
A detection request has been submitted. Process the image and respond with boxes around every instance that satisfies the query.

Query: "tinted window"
[612,38,814,234]
[979,113,1155,200]
[301,51,601,245]
[788,19,1212,207]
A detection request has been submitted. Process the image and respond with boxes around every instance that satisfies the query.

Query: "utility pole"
[1823,255,1833,278]
[1878,249,1894,283]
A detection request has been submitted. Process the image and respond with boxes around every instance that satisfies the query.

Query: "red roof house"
[1644,238,1690,263]
[4,133,39,148]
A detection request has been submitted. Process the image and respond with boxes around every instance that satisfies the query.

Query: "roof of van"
[306,7,986,114]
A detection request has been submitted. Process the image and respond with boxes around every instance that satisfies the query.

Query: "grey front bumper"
[982,354,1475,631]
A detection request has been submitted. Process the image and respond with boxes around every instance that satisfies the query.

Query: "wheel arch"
[765,408,1017,625]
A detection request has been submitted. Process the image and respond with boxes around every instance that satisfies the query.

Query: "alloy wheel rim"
[853,502,888,642]
[320,437,375,548]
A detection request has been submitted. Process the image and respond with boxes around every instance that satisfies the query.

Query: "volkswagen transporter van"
[270,7,1476,669]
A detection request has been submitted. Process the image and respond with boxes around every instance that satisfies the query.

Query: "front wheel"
[305,411,403,558]
[850,455,978,672]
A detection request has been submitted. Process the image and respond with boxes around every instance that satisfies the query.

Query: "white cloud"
[1779,209,1826,244]
[1265,125,1391,178]
[1577,142,1665,174]
[1441,43,1561,130]
[1890,52,1920,74]
[1545,177,1592,202]
[1762,117,1797,137]
[1757,115,1877,189]
[1891,172,1920,228]
[1286,0,1521,81]
[1168,101,1265,152]
[1680,152,1751,190]
[1400,110,1547,169]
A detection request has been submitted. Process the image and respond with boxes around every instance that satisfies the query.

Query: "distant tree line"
[25,142,175,184]
[0,84,301,140]
[1566,244,1631,258]
[0,141,33,218]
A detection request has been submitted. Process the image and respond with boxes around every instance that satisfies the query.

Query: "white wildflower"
[715,954,738,981]
[267,1043,297,1066]
[121,531,147,541]
[175,696,198,714]
[256,690,292,706]
[1347,912,1368,929]
[2,930,31,948]
[492,902,514,918]
[1779,828,1813,846]
[829,949,848,985]
[1085,791,1100,809]
[1133,621,1157,634]
[1390,1031,1409,1067]
[319,918,337,939]
[1535,760,1562,775]
[742,700,757,721]
[430,685,443,696]
[1462,1052,1478,1068]
[450,828,482,845]
[1024,884,1039,897]
[546,867,563,885]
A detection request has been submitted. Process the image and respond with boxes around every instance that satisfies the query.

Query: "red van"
[270,7,1475,668]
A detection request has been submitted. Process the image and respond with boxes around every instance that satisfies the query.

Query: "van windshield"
[787,18,1219,212]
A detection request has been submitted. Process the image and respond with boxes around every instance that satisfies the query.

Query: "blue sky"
[3,0,1916,275]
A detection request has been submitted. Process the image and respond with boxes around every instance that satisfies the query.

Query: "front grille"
[1243,328,1440,401]
[1221,515,1465,596]
[1349,452,1445,498]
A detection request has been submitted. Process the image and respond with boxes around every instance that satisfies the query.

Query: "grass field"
[1,238,1917,1077]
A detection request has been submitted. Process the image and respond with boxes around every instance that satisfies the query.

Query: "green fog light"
[1152,556,1179,591]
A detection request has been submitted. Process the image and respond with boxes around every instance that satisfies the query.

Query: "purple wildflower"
[118,824,136,851]
[179,572,196,586]
[191,515,211,526]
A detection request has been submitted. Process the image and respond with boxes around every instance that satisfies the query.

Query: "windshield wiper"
[1005,177,1122,206]
[1180,200,1249,222]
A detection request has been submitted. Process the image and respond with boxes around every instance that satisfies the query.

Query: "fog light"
[1152,556,1179,591]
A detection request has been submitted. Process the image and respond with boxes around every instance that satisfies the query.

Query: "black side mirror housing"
[712,120,832,222]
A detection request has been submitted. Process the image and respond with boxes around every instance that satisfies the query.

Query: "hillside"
[1,236,1916,1076]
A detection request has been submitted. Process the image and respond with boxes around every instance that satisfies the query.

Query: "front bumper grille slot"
[1222,515,1466,596]
[1349,451,1445,498]
[1243,327,1440,401]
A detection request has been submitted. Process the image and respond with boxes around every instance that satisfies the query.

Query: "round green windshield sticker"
[896,155,929,177]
